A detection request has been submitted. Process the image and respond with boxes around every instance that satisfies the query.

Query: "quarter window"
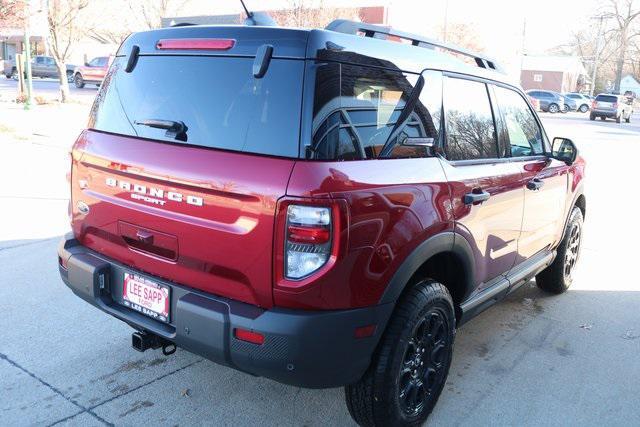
[444,78,498,161]
[494,86,544,157]
[309,63,441,160]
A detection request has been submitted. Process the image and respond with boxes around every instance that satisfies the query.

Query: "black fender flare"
[378,231,476,305]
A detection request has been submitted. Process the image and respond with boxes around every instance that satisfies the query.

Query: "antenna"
[239,0,253,18]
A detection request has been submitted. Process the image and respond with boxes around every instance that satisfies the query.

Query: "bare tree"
[437,21,486,53]
[128,0,191,30]
[270,0,358,29]
[47,0,88,102]
[602,0,640,91]
[0,0,25,27]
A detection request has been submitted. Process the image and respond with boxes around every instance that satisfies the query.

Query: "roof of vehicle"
[117,23,516,87]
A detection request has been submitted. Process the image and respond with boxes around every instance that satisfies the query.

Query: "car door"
[44,57,58,78]
[439,76,524,290]
[31,56,44,77]
[492,85,569,261]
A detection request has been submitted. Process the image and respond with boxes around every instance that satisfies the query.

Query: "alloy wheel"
[564,222,581,278]
[398,309,451,417]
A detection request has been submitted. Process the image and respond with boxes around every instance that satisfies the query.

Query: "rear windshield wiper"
[378,75,425,158]
[135,119,188,142]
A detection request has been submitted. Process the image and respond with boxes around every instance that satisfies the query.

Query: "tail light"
[592,101,597,109]
[285,205,332,279]
[612,102,618,109]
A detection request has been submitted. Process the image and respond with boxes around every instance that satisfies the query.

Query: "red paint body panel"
[70,130,296,309]
[279,158,453,309]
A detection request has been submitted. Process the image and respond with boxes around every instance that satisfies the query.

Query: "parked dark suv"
[526,89,566,113]
[58,19,586,426]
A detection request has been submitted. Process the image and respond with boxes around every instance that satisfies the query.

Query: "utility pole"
[23,0,33,110]
[442,0,449,42]
[590,15,607,97]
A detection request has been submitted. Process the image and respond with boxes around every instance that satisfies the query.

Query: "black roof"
[117,23,514,86]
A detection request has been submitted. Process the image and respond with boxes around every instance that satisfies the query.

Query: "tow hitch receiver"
[131,331,176,355]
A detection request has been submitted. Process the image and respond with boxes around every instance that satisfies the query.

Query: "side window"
[444,77,498,161]
[309,63,441,160]
[35,57,44,64]
[494,86,544,157]
[89,58,99,67]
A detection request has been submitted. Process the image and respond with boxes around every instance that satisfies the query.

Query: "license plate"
[122,273,170,323]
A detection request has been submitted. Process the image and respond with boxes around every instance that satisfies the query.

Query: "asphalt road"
[0,76,98,104]
[1,111,639,426]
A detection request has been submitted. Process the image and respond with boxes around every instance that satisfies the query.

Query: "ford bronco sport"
[58,19,586,426]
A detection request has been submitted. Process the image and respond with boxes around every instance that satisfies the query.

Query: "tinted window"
[444,78,497,161]
[90,56,303,158]
[35,57,45,64]
[309,63,441,160]
[494,86,543,157]
[566,94,579,99]
[96,57,108,67]
[595,95,617,103]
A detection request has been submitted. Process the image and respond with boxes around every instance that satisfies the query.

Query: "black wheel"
[625,116,631,123]
[561,104,568,113]
[10,68,18,80]
[74,73,85,88]
[536,207,583,294]
[66,70,74,83]
[616,115,621,123]
[548,103,560,114]
[600,116,606,121]
[589,113,595,121]
[345,280,455,427]
[579,104,589,113]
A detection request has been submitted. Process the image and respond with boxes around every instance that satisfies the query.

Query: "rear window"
[89,56,303,158]
[596,95,618,103]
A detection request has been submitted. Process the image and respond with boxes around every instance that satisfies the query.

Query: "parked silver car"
[564,92,591,113]
[590,94,633,123]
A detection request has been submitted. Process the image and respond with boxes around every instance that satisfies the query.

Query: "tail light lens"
[592,101,597,108]
[285,205,332,279]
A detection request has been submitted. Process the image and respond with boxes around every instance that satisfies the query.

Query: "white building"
[620,74,640,95]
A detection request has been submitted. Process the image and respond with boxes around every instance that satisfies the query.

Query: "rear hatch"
[594,94,618,110]
[70,26,308,308]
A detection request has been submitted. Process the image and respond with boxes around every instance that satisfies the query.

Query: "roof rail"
[325,19,504,74]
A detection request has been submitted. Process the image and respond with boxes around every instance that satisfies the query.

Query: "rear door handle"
[527,178,544,191]
[463,190,491,205]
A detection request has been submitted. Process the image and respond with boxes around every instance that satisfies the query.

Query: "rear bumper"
[591,109,618,117]
[58,233,393,388]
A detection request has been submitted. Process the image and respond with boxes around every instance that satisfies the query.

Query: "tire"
[579,104,589,113]
[548,103,560,113]
[561,104,568,113]
[345,280,455,427]
[536,207,583,294]
[589,113,595,121]
[625,116,631,123]
[10,68,18,80]
[74,73,85,88]
[616,115,621,123]
[600,116,606,121]
[66,70,74,83]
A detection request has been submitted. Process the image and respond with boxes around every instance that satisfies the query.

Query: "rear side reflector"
[234,328,265,345]
[354,325,377,339]
[156,38,235,50]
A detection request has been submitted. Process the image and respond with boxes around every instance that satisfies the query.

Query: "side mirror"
[551,137,577,165]
[84,62,90,66]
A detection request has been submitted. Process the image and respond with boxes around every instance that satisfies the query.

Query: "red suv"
[73,56,112,88]
[58,20,585,426]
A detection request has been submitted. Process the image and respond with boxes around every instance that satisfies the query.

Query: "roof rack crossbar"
[325,19,504,73]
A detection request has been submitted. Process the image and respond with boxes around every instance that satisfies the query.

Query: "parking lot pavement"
[1,111,639,426]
